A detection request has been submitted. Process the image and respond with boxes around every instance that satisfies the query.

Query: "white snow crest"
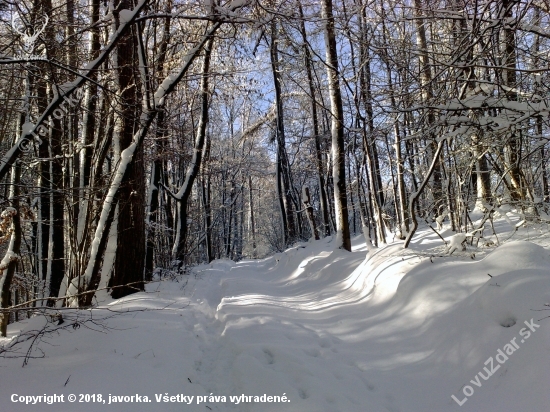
[81,142,137,286]
[21,122,35,135]
[446,233,467,255]
[118,0,146,25]
[0,250,18,271]
[153,73,178,107]
[119,9,133,24]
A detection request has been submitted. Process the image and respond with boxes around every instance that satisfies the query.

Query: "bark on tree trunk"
[111,0,145,299]
[380,14,409,234]
[0,162,21,336]
[298,2,330,238]
[501,0,525,201]
[357,14,385,244]
[145,0,172,279]
[248,176,257,257]
[201,136,213,263]
[48,117,65,304]
[413,0,442,213]
[404,140,445,248]
[171,37,214,265]
[321,0,351,251]
[270,21,296,246]
[302,187,319,240]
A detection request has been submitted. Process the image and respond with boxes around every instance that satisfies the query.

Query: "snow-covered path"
[2,224,550,412]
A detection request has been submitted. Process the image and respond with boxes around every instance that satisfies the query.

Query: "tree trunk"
[321,0,351,251]
[48,119,65,304]
[270,21,296,246]
[171,37,214,265]
[501,0,524,201]
[532,8,549,203]
[357,13,386,244]
[413,0,442,213]
[248,176,257,257]
[201,136,213,263]
[298,2,330,237]
[404,140,445,248]
[302,187,319,240]
[145,0,172,277]
[358,15,384,210]
[0,161,21,336]
[380,13,409,234]
[111,0,146,299]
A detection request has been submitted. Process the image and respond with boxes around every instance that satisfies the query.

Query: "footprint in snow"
[318,338,332,348]
[359,375,375,391]
[303,348,320,358]
[263,348,274,365]
[499,316,516,328]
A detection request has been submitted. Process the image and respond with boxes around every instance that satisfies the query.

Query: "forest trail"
[2,219,550,412]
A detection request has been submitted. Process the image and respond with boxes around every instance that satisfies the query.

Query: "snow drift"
[1,223,550,412]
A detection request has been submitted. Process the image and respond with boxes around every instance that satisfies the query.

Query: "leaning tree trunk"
[404,140,445,248]
[171,37,214,265]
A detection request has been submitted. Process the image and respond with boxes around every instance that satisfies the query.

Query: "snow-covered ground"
[2,213,550,412]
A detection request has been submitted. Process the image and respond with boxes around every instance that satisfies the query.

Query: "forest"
[0,0,549,338]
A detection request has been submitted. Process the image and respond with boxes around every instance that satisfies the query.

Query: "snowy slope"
[1,218,550,412]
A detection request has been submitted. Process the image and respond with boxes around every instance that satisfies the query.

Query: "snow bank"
[1,224,550,412]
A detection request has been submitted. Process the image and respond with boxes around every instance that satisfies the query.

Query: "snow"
[154,73,179,107]
[1,207,17,218]
[119,10,134,25]
[0,250,17,271]
[57,81,79,94]
[230,0,248,8]
[2,217,550,411]
[21,122,35,135]
[447,232,467,254]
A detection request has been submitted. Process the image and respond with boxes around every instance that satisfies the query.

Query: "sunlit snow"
[1,216,550,411]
